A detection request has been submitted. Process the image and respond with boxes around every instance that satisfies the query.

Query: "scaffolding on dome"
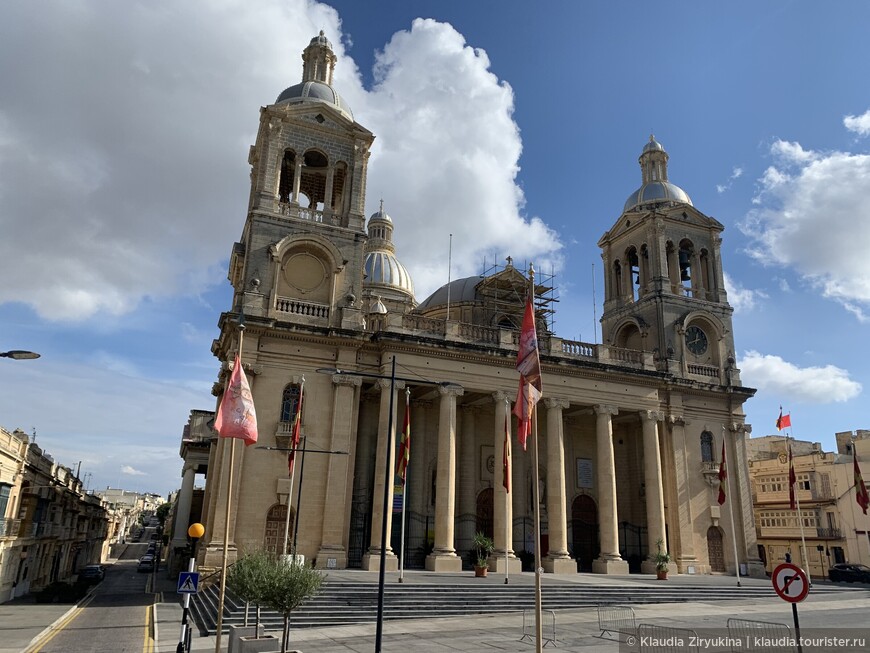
[478,255,559,335]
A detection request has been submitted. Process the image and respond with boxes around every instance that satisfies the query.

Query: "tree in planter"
[225,550,273,635]
[653,538,671,580]
[472,532,495,576]
[262,558,325,653]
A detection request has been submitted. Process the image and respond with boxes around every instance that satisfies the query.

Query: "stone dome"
[416,276,481,311]
[363,252,414,295]
[275,81,353,121]
[623,181,693,212]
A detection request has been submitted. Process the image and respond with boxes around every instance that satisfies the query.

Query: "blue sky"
[2,1,869,497]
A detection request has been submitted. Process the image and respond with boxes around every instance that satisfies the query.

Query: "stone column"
[362,378,403,571]
[317,375,361,569]
[668,414,699,570]
[640,411,669,574]
[592,404,629,574]
[731,423,766,577]
[426,385,464,571]
[491,392,520,573]
[171,463,196,549]
[457,408,477,553]
[291,158,303,205]
[543,398,574,573]
[323,165,335,214]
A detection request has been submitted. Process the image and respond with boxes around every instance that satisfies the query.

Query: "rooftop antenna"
[592,263,597,343]
[446,233,453,320]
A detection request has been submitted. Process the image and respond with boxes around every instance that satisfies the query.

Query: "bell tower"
[224,31,374,333]
[598,137,739,384]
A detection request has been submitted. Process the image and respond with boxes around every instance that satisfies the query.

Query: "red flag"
[214,354,258,446]
[717,440,727,506]
[776,408,791,431]
[788,441,797,510]
[287,383,304,476]
[503,413,511,493]
[513,297,542,450]
[396,400,411,484]
[854,450,869,515]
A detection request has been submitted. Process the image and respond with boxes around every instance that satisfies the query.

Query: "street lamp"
[317,359,460,653]
[177,522,204,653]
[1,350,40,360]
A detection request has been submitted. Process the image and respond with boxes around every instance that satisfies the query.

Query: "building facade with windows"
[747,430,870,578]
[196,34,764,579]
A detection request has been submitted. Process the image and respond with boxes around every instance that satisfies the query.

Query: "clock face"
[685,325,708,355]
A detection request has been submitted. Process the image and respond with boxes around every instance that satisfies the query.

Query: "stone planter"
[238,633,280,653]
[228,625,264,653]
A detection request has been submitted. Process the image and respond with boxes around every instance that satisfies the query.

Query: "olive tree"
[225,550,273,635]
[262,559,324,653]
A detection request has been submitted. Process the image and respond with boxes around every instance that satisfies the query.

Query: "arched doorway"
[571,495,599,572]
[476,488,493,539]
[707,526,725,572]
[264,503,296,554]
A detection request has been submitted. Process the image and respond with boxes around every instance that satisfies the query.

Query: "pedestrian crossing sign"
[177,572,200,594]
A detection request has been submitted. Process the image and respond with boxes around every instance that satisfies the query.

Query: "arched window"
[281,384,302,422]
[700,431,714,462]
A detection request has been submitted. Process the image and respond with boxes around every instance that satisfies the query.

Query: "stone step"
[191,579,856,634]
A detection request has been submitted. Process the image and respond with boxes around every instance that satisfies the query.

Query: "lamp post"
[316,359,460,653]
[177,522,204,653]
[0,350,40,360]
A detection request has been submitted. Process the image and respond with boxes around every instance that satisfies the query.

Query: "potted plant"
[472,532,494,577]
[653,538,671,580]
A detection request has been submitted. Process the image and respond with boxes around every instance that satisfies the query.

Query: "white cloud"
[122,466,147,476]
[716,166,744,193]
[361,18,562,297]
[741,136,870,317]
[844,109,870,137]
[739,350,862,404]
[723,272,767,312]
[0,3,561,320]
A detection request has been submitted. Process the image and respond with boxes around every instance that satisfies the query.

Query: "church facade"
[196,33,764,578]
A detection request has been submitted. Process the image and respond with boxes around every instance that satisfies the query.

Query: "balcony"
[275,297,330,321]
[0,518,21,537]
[816,528,842,539]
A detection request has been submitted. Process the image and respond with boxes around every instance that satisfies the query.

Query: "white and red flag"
[513,297,542,450]
[503,412,512,493]
[287,383,304,476]
[214,354,258,446]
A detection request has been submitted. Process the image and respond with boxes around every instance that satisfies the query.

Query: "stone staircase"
[189,578,856,635]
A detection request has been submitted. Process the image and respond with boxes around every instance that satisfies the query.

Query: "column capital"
[332,374,362,387]
[376,378,405,391]
[438,385,464,398]
[667,414,685,426]
[492,390,509,403]
[544,397,570,410]
[593,404,618,417]
[181,462,197,475]
[640,410,665,423]
[729,422,752,435]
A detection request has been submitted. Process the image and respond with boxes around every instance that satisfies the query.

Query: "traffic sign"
[177,571,200,594]
[771,563,809,603]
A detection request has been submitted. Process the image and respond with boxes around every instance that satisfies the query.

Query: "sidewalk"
[4,566,868,653]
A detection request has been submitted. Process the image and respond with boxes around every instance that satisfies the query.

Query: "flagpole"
[505,399,510,586]
[789,433,812,585]
[528,264,543,653]
[723,427,741,587]
[215,325,244,653]
[283,377,304,558]
[398,387,409,583]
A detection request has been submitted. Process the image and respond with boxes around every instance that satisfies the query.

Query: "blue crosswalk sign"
[177,572,200,594]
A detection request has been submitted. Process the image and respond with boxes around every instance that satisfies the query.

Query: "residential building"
[747,430,870,577]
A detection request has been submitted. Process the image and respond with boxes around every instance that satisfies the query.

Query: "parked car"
[78,564,105,582]
[137,555,156,573]
[828,563,870,583]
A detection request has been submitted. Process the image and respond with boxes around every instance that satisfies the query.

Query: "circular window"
[284,252,326,293]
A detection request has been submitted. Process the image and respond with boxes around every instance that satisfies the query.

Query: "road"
[32,541,156,653]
